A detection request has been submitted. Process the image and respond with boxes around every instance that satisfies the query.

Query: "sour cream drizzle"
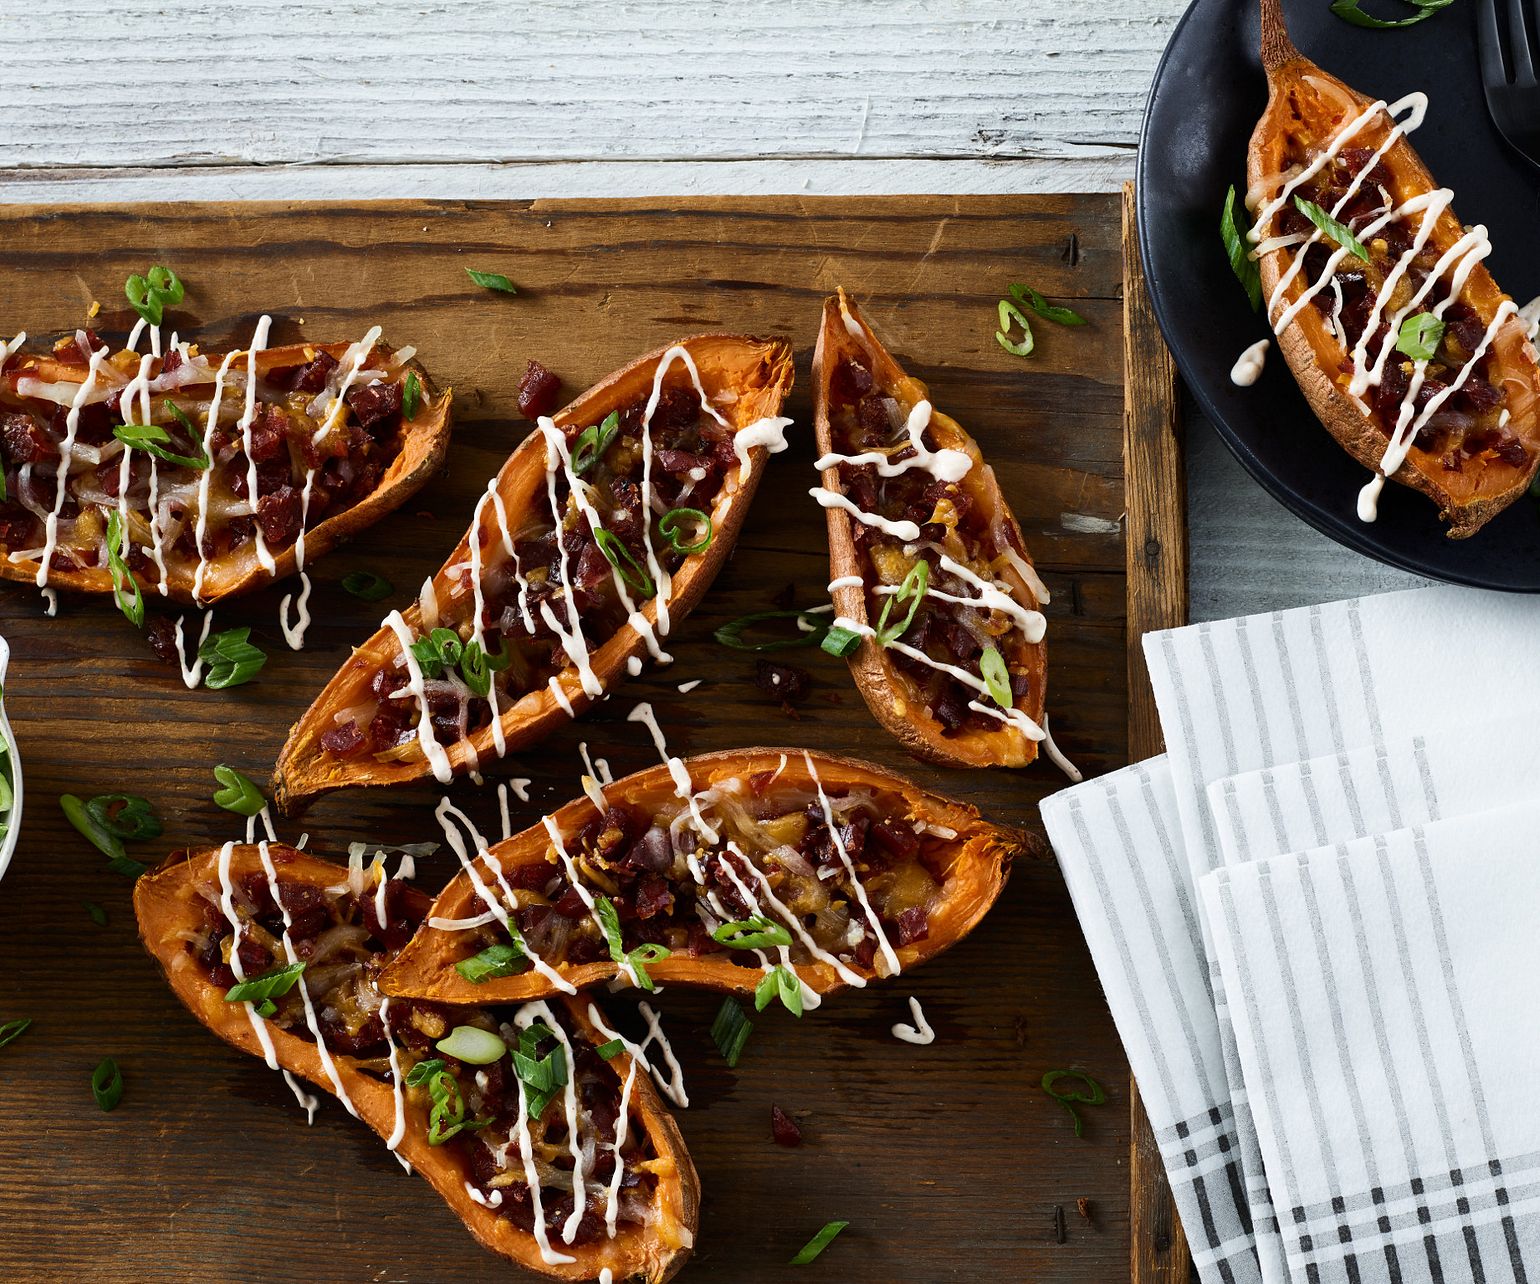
[37,342,110,589]
[1230,339,1269,387]
[384,609,454,784]
[803,751,902,977]
[815,320,1056,761]
[237,316,277,575]
[891,995,936,1045]
[255,839,358,1117]
[584,1000,689,1109]
[1244,91,1519,521]
[434,797,576,993]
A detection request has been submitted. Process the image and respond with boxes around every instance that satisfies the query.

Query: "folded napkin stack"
[1041,586,1540,1284]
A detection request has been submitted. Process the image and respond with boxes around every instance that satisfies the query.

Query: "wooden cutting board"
[0,193,1161,1282]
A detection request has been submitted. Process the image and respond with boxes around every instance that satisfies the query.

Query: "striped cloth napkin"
[1041,586,1540,1284]
[1200,807,1540,1283]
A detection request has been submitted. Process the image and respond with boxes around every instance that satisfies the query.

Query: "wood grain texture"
[0,195,1131,1282]
[1122,182,1194,1284]
[0,1,1183,171]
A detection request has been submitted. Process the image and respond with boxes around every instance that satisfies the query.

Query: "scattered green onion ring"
[85,794,162,842]
[0,1017,31,1051]
[91,1056,124,1112]
[212,765,266,817]
[710,997,753,1068]
[1042,1068,1107,1137]
[594,527,655,598]
[876,561,928,646]
[995,298,1034,358]
[715,609,831,652]
[659,507,713,555]
[979,644,1013,710]
[105,510,144,629]
[571,411,621,476]
[225,961,306,1007]
[455,942,525,985]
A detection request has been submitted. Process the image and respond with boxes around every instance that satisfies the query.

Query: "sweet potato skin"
[378,747,1034,1006]
[812,291,1047,767]
[133,844,699,1284]
[1247,59,1540,537]
[0,341,452,598]
[272,333,794,814]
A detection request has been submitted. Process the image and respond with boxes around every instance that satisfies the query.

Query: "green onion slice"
[85,901,108,927]
[198,626,266,690]
[513,1022,569,1120]
[85,794,162,841]
[714,608,831,652]
[979,644,1013,710]
[1396,312,1445,362]
[593,528,655,598]
[995,298,1034,358]
[410,627,463,679]
[436,1025,508,1065]
[820,623,864,658]
[225,960,306,1007]
[1221,185,1263,312]
[754,964,805,1017]
[593,895,669,990]
[1293,196,1370,262]
[1329,0,1453,28]
[454,941,525,984]
[341,570,394,602]
[402,370,422,421]
[124,265,184,326]
[404,1057,446,1087]
[790,1220,849,1265]
[106,855,149,878]
[596,1038,625,1060]
[113,421,209,471]
[875,560,929,647]
[659,507,713,555]
[0,1017,31,1050]
[710,997,753,1068]
[105,510,144,629]
[466,268,518,294]
[571,411,621,476]
[91,1056,124,1112]
[713,914,794,951]
[1008,284,1088,327]
[1041,1068,1107,1138]
[459,637,511,698]
[212,765,266,817]
[60,793,126,861]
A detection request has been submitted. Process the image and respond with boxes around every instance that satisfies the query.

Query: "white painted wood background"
[0,0,1425,619]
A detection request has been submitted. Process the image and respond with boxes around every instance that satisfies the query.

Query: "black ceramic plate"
[1138,0,1540,590]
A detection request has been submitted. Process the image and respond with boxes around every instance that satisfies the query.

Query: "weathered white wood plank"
[0,156,1135,202]
[0,1,1181,170]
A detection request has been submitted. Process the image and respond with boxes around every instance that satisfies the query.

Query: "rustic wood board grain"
[1122,183,1194,1284]
[0,195,1129,1282]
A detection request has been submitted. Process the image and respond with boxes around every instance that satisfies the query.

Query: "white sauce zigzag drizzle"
[584,1001,689,1109]
[803,751,901,977]
[812,324,1056,761]
[433,796,576,993]
[1242,91,1527,520]
[236,316,277,574]
[509,1000,590,1246]
[254,839,359,1118]
[37,342,110,590]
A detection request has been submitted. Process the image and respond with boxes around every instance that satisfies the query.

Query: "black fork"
[1479,0,1540,166]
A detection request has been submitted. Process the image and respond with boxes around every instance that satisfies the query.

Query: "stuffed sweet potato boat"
[0,323,450,603]
[1245,0,1540,536]
[273,334,794,812]
[379,748,1029,1006]
[810,290,1049,769]
[134,843,699,1283]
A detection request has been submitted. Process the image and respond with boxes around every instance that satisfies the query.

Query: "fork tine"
[1506,0,1536,85]
[1480,0,1512,87]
